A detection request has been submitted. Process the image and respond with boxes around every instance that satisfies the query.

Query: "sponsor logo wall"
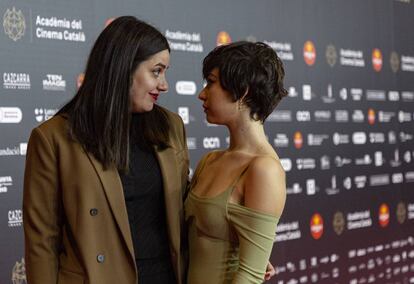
[0,0,413,283]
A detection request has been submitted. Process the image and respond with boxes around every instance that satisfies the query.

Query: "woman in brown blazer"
[23,16,189,284]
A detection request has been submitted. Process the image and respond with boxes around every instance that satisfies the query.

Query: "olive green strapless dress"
[185,154,280,283]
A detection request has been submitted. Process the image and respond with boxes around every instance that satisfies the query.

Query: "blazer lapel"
[85,151,135,263]
[155,146,181,251]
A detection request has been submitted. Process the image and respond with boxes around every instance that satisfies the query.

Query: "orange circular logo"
[77,73,85,89]
[105,18,116,28]
[216,31,231,46]
[367,108,375,125]
[310,213,324,240]
[303,41,316,66]
[293,131,303,149]
[372,48,383,72]
[379,203,390,228]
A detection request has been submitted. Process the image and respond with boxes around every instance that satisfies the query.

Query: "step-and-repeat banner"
[1,0,413,283]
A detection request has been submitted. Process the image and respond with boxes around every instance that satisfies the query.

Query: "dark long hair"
[58,16,171,171]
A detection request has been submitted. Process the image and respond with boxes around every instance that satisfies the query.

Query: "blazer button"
[90,208,98,216]
[97,254,105,263]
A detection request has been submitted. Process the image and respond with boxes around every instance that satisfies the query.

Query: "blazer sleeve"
[23,127,62,284]
[177,115,190,201]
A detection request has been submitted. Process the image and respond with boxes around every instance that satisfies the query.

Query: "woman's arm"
[230,156,286,283]
[23,127,62,284]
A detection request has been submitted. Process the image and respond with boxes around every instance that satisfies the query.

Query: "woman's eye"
[152,69,161,77]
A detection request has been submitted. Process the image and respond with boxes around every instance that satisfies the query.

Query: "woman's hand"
[264,261,276,281]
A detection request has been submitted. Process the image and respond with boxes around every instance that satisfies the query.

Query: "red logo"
[372,48,383,72]
[379,203,390,228]
[310,213,324,240]
[368,108,375,125]
[77,73,85,89]
[293,131,303,149]
[216,31,231,46]
[303,41,316,66]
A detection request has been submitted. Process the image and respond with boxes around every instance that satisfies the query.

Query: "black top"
[119,135,175,282]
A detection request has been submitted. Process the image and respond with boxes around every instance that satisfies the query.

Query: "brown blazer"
[23,109,189,284]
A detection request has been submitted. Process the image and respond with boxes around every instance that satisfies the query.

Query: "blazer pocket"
[58,269,85,284]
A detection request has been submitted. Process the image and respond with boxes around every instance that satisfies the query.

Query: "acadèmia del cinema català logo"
[11,257,26,284]
[3,7,26,41]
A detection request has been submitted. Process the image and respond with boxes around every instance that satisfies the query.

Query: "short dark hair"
[59,16,170,171]
[202,41,287,122]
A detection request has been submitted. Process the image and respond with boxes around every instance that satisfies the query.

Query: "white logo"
[402,91,414,102]
[8,209,22,227]
[42,74,66,91]
[398,111,412,123]
[3,7,26,41]
[355,154,372,166]
[388,91,400,101]
[0,107,22,123]
[352,132,367,145]
[296,111,311,122]
[335,156,351,167]
[343,177,352,190]
[286,183,302,195]
[339,88,348,100]
[186,137,197,150]
[322,84,335,103]
[369,132,385,144]
[288,86,298,97]
[320,155,330,170]
[392,173,403,184]
[404,150,412,163]
[302,85,312,101]
[165,30,203,53]
[280,158,292,172]
[340,49,365,67]
[369,174,390,186]
[0,176,12,193]
[390,149,401,167]
[20,143,27,155]
[178,107,189,124]
[203,137,220,149]
[267,110,292,122]
[350,88,363,101]
[388,131,397,144]
[314,110,331,122]
[399,132,413,143]
[354,175,367,189]
[34,108,56,122]
[326,175,339,195]
[273,134,289,147]
[308,134,329,146]
[333,133,349,145]
[176,81,196,95]
[0,143,27,156]
[296,158,316,170]
[306,179,317,195]
[352,110,364,122]
[378,111,395,123]
[335,110,349,122]
[366,90,386,101]
[374,151,385,167]
[3,72,30,89]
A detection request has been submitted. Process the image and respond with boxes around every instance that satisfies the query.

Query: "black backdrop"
[1,0,413,283]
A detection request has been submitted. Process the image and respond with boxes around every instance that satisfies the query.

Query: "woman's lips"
[150,93,159,101]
